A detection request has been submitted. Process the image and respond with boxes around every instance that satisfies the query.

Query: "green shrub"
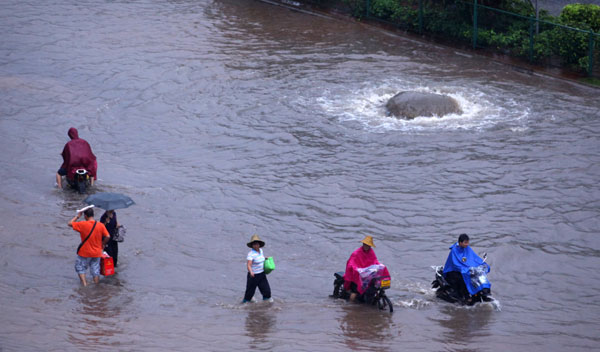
[342,0,366,18]
[530,30,554,61]
[337,0,598,74]
[550,27,588,66]
[485,0,534,16]
[580,76,600,86]
[540,5,598,71]
[423,4,472,39]
[560,3,600,32]
[546,4,599,71]
[483,29,526,49]
[370,0,398,19]
[369,0,420,30]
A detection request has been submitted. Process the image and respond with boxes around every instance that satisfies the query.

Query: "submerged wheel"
[77,181,86,194]
[384,296,393,313]
[333,281,345,298]
[377,294,393,313]
[333,282,340,297]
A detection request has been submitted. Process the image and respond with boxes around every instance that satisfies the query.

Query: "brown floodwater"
[1,0,599,351]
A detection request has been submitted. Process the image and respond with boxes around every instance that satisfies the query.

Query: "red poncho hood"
[60,127,97,180]
[68,127,79,140]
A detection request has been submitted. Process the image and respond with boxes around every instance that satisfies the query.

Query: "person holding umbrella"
[83,192,135,269]
[100,209,120,267]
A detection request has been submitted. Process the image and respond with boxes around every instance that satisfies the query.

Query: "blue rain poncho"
[443,243,491,295]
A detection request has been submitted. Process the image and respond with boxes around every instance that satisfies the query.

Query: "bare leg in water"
[78,273,87,286]
[78,274,99,286]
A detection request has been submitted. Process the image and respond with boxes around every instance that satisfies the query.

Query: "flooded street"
[1,0,599,351]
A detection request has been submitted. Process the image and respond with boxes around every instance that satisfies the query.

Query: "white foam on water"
[398,273,502,311]
[489,298,502,311]
[315,79,530,133]
[461,299,502,311]
[395,297,433,310]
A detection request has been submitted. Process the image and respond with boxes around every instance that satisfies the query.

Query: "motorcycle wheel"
[77,180,86,194]
[333,281,344,298]
[377,294,393,313]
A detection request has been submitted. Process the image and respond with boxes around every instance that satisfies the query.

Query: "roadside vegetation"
[312,0,600,78]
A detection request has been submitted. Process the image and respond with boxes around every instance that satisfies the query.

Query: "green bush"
[580,76,600,86]
[336,0,598,74]
[342,0,366,18]
[550,27,589,68]
[548,4,600,71]
[370,0,398,19]
[531,30,554,61]
[368,0,420,30]
[422,3,472,39]
[560,3,600,32]
[478,28,527,53]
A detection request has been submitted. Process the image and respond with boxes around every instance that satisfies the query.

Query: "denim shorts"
[75,256,101,277]
[57,167,67,176]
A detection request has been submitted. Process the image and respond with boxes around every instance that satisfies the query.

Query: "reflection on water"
[66,280,126,348]
[339,305,397,350]
[429,304,493,350]
[244,304,277,349]
[60,191,88,212]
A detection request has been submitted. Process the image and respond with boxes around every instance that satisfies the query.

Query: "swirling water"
[1,0,599,351]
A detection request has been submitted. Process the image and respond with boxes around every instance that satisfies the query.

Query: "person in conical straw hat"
[361,235,375,249]
[243,234,272,303]
[343,235,389,301]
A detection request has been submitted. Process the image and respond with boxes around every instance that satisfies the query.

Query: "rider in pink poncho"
[343,236,390,301]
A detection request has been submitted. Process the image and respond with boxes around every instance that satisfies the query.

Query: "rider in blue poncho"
[443,234,491,301]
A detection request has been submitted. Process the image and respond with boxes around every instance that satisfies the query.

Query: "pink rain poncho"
[343,247,390,294]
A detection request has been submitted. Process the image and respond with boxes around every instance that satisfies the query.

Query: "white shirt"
[247,248,265,274]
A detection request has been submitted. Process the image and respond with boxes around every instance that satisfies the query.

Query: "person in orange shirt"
[68,207,110,286]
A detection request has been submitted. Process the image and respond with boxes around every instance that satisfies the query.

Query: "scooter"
[331,271,393,312]
[67,168,92,194]
[431,253,493,305]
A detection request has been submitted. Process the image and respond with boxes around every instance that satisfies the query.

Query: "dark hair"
[83,208,94,218]
[458,233,469,243]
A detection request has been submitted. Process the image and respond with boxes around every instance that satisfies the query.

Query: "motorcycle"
[431,253,493,305]
[67,168,92,194]
[331,270,393,312]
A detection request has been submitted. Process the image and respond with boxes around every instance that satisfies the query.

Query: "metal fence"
[361,0,599,77]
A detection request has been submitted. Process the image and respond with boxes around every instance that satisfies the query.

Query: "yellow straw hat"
[247,234,265,248]
[360,235,375,248]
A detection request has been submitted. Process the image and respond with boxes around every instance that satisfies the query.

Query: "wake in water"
[315,78,530,133]
[392,279,501,311]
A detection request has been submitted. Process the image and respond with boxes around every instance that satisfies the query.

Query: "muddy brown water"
[1,0,599,351]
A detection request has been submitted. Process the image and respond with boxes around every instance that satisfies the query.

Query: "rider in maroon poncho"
[56,127,97,189]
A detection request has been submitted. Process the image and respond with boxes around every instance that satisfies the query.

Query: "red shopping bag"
[101,252,115,276]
